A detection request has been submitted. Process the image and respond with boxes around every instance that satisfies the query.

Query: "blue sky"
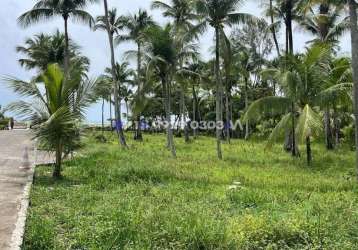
[0,0,351,123]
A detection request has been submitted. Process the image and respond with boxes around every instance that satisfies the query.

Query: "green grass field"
[23,133,358,249]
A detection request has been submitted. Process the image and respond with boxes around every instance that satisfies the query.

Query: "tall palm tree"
[270,0,301,55]
[195,0,256,159]
[116,9,156,141]
[348,0,358,181]
[152,0,199,143]
[145,24,194,157]
[100,0,127,147]
[94,8,123,35]
[18,0,97,81]
[262,0,281,57]
[5,64,97,178]
[152,0,197,32]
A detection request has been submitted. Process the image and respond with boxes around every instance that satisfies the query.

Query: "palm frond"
[243,96,292,123]
[18,8,55,28]
[296,104,322,144]
[266,113,292,148]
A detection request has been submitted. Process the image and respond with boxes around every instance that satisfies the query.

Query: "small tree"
[5,64,97,178]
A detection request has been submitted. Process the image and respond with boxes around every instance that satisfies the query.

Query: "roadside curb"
[9,144,37,250]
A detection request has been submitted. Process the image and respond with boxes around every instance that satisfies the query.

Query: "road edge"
[9,144,37,250]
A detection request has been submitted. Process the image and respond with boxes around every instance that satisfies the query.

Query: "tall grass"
[23,132,358,249]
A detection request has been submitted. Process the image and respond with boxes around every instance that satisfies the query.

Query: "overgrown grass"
[23,132,358,249]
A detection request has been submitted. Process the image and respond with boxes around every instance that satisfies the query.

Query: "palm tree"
[299,1,349,150]
[16,30,88,73]
[5,64,97,178]
[244,45,329,165]
[145,24,182,157]
[18,0,97,81]
[270,0,301,55]
[299,3,348,46]
[348,0,358,181]
[116,9,156,141]
[95,76,113,135]
[316,57,352,145]
[94,8,123,35]
[186,62,204,139]
[262,0,281,57]
[152,0,199,143]
[195,0,256,159]
[99,0,127,147]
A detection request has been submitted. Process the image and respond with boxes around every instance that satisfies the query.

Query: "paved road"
[0,130,36,250]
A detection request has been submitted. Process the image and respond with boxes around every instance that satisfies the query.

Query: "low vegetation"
[23,133,358,249]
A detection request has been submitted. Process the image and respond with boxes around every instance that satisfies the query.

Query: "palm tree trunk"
[306,136,312,166]
[109,94,113,131]
[215,27,223,159]
[163,77,176,157]
[245,77,249,140]
[181,86,190,143]
[333,109,340,146]
[192,85,198,139]
[53,141,63,178]
[324,109,334,150]
[63,15,70,79]
[103,0,127,147]
[285,26,289,55]
[287,0,294,54]
[102,97,105,135]
[225,85,231,143]
[269,0,280,57]
[291,102,298,157]
[135,43,143,141]
[349,0,358,182]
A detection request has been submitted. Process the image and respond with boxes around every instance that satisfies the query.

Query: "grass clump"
[23,133,358,249]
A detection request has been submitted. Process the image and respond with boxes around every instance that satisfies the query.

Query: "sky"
[0,0,352,123]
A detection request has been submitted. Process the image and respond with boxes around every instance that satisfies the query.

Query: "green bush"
[0,118,9,130]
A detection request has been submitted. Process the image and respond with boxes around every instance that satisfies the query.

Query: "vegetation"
[5,64,96,177]
[23,132,358,249]
[2,0,358,247]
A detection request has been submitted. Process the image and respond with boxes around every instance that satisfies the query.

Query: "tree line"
[3,0,358,179]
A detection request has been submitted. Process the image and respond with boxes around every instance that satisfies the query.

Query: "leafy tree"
[5,64,97,178]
